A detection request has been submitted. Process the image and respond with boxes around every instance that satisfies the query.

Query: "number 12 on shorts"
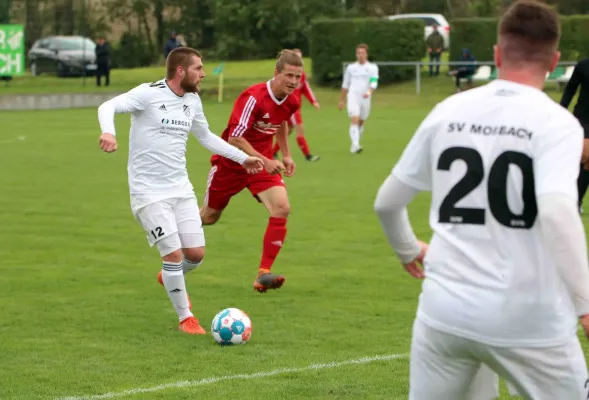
[151,226,164,239]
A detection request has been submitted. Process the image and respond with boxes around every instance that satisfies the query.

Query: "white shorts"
[468,363,519,400]
[410,318,589,400]
[347,95,371,120]
[134,196,205,257]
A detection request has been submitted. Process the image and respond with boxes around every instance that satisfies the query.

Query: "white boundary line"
[57,353,409,400]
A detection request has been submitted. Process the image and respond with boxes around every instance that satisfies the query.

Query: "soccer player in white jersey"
[97,47,263,335]
[338,43,379,154]
[374,1,589,399]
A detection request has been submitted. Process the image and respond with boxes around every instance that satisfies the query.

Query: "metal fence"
[342,61,579,95]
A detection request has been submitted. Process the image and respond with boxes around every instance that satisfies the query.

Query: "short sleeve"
[392,105,441,191]
[534,116,584,200]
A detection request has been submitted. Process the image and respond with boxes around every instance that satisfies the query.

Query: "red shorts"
[204,163,286,210]
[288,109,303,127]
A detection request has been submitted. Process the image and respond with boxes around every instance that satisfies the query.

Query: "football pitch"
[0,82,586,399]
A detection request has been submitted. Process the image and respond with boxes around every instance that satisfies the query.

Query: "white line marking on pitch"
[0,135,25,144]
[57,353,409,400]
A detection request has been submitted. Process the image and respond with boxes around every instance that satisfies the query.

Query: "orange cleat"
[178,316,206,335]
[157,270,192,310]
[253,269,286,293]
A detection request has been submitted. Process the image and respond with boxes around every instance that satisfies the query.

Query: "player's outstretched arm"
[190,111,263,174]
[374,174,427,279]
[97,85,149,153]
[228,136,284,175]
[193,128,263,174]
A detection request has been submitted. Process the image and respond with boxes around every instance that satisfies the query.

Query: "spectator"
[164,31,180,60]
[448,48,476,92]
[426,24,444,77]
[95,35,111,87]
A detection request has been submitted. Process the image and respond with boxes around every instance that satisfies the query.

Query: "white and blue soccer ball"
[211,308,252,345]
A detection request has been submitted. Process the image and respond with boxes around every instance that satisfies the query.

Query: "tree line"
[2,0,588,67]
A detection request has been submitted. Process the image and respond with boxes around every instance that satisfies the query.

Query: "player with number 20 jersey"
[374,2,589,399]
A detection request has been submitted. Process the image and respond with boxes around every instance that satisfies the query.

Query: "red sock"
[272,142,280,155]
[260,217,287,271]
[296,136,311,157]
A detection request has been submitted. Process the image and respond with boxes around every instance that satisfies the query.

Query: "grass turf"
[0,72,583,400]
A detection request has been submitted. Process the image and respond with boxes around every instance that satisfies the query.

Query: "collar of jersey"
[490,78,546,95]
[266,80,288,105]
[163,78,184,98]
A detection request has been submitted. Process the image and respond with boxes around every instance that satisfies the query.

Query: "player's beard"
[181,76,200,94]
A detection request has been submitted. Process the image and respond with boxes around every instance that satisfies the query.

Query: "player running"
[97,47,263,335]
[374,1,589,399]
[272,48,321,162]
[338,43,379,154]
[200,50,302,293]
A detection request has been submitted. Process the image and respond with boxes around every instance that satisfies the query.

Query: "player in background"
[200,50,302,293]
[272,48,321,162]
[374,1,589,399]
[560,57,589,213]
[338,43,379,154]
[97,47,263,335]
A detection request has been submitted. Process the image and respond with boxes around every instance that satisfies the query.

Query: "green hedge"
[309,18,426,87]
[450,15,589,62]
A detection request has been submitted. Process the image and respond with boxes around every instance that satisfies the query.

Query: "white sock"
[183,258,202,275]
[162,261,193,321]
[349,124,360,148]
[359,125,364,138]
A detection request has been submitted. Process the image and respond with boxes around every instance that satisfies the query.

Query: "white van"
[385,13,451,50]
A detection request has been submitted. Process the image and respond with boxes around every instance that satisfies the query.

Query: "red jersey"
[293,72,317,105]
[212,81,300,169]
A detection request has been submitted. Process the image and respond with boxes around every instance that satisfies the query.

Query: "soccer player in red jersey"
[200,50,302,293]
[272,48,321,162]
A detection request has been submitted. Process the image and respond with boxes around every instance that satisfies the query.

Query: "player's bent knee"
[183,247,205,263]
[161,248,183,263]
[200,207,222,225]
[271,202,290,218]
[155,233,183,260]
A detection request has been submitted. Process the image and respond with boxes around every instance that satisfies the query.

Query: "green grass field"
[0,54,450,97]
[0,67,584,400]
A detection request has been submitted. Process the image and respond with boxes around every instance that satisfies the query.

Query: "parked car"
[28,36,97,77]
[385,13,451,50]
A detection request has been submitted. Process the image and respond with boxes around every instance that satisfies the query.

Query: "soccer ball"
[211,308,252,345]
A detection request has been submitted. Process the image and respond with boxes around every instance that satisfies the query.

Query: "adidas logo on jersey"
[159,104,167,111]
[263,113,270,118]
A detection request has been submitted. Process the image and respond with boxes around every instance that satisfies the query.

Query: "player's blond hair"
[356,43,369,52]
[166,47,202,79]
[275,49,303,73]
[498,0,560,69]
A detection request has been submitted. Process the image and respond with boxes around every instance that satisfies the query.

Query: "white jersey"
[98,78,248,212]
[342,62,379,96]
[393,79,584,347]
